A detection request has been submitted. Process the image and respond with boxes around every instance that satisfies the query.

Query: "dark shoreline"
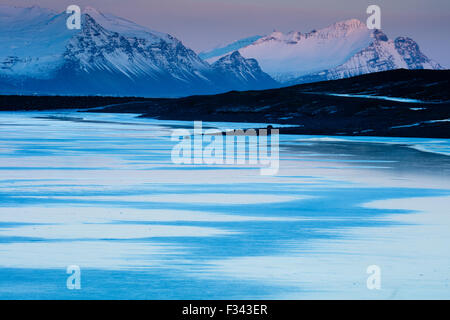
[1,69,449,138]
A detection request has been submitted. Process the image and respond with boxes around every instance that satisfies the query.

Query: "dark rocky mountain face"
[211,51,278,90]
[394,37,435,69]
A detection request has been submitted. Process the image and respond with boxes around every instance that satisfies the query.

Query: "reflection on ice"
[0,241,181,270]
[0,224,236,240]
[10,193,307,205]
[204,196,450,299]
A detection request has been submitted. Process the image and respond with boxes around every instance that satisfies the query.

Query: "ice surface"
[0,111,449,299]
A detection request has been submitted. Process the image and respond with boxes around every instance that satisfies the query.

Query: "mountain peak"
[83,6,101,15]
[317,18,367,37]
[269,30,284,38]
[336,18,366,29]
[253,18,368,45]
[211,51,276,88]
[216,51,245,64]
[80,6,172,44]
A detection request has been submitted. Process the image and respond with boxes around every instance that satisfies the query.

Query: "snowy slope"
[199,35,262,60]
[240,19,374,82]
[202,19,443,84]
[0,5,80,78]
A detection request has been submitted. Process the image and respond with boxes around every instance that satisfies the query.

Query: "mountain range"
[0,5,444,97]
[0,5,275,97]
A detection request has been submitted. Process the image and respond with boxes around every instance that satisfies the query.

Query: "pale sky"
[2,0,450,67]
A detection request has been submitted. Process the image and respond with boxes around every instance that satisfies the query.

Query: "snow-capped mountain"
[290,30,443,84]
[211,51,277,90]
[203,19,443,84]
[0,5,274,97]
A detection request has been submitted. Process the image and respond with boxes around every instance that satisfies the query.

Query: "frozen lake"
[0,111,449,299]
